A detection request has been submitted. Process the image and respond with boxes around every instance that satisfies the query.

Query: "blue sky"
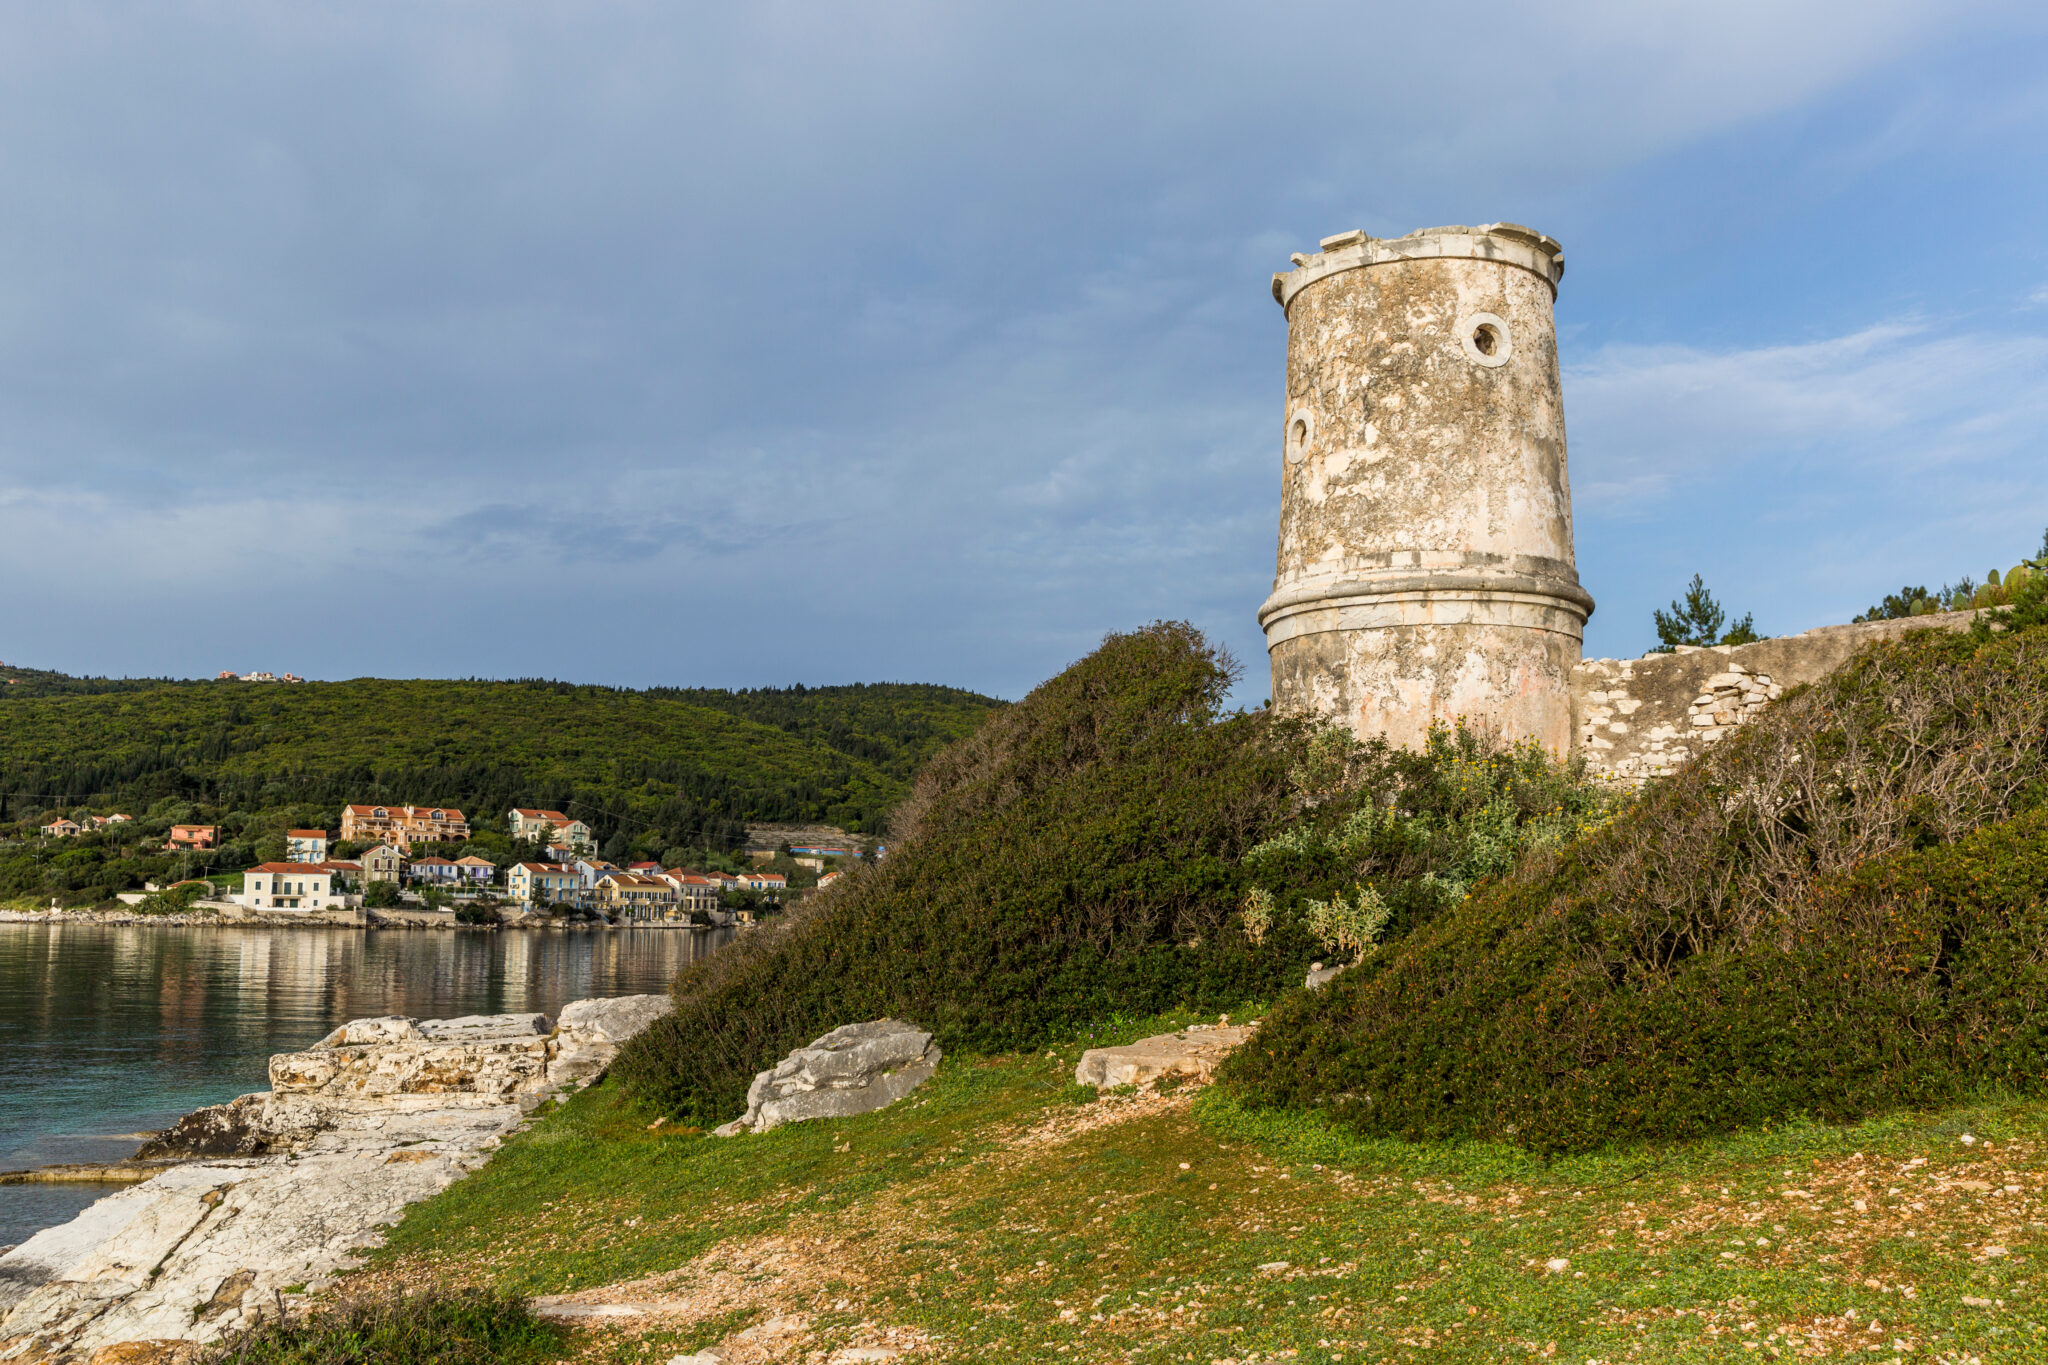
[2,2,2045,700]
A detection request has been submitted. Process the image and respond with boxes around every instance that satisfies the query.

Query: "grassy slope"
[0,679,1003,833]
[364,1015,2043,1364]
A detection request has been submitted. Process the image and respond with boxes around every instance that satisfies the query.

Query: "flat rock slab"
[0,1139,497,1360]
[1073,1025,1256,1089]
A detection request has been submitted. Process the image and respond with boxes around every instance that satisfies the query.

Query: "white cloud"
[1567,316,2048,655]
[1568,320,2048,513]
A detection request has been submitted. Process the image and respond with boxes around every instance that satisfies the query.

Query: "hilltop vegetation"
[0,675,1001,905]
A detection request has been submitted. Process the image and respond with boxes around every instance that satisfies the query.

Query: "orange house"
[166,825,218,850]
[339,804,470,850]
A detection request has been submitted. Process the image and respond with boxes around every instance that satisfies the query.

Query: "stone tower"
[1257,223,1594,753]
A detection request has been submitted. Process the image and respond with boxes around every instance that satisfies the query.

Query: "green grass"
[365,1013,2048,1363]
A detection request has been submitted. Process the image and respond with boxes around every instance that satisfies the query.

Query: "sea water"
[0,922,727,1248]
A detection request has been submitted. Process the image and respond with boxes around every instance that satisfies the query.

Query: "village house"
[40,817,81,838]
[507,862,582,907]
[323,860,363,886]
[627,860,663,875]
[818,870,844,889]
[240,863,339,910]
[360,844,405,883]
[87,814,132,830]
[593,872,677,920]
[656,870,723,916]
[339,804,470,849]
[453,855,496,885]
[408,856,461,886]
[507,808,593,852]
[165,825,218,850]
[571,858,620,890]
[741,871,788,898]
[286,829,328,863]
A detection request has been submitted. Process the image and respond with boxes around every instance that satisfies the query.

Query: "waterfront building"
[507,861,582,906]
[241,863,339,911]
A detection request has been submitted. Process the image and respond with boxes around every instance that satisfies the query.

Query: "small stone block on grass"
[1072,1025,1255,1089]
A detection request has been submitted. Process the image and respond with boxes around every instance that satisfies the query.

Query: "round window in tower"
[1458,312,1512,368]
[1285,409,1314,464]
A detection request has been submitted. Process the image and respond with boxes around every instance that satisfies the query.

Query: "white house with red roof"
[408,856,461,885]
[241,863,340,910]
[656,871,723,915]
[507,862,582,906]
[453,855,497,885]
[507,808,593,852]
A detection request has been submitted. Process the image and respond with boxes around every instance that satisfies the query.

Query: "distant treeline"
[0,675,1005,848]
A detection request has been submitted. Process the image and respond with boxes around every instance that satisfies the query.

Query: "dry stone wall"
[1570,611,1976,782]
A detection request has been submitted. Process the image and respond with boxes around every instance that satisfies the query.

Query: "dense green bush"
[1222,620,2048,1152]
[1240,723,1613,962]
[613,623,1314,1126]
[200,1289,567,1365]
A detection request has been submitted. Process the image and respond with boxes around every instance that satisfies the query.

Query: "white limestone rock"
[0,995,680,1363]
[715,1020,941,1136]
[548,994,674,1088]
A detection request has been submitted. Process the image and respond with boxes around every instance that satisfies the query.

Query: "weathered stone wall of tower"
[1570,611,1976,782]
[1259,225,1594,753]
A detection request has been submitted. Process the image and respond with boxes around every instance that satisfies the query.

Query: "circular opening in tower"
[1285,411,1313,464]
[1457,312,1512,368]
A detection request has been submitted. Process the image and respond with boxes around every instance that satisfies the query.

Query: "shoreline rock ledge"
[0,995,672,1364]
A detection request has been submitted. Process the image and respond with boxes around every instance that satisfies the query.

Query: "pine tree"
[1653,574,1757,650]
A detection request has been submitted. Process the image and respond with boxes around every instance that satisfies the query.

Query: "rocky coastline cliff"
[0,995,673,1364]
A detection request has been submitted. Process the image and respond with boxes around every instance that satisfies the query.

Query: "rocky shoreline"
[0,995,674,1364]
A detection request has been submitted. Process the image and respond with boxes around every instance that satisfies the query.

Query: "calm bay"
[0,923,722,1248]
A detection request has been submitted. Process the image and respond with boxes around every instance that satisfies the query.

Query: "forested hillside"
[0,676,1003,902]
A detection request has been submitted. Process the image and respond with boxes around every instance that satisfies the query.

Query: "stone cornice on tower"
[1272,223,1565,311]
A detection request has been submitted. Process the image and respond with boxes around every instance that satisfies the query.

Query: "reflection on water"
[0,924,725,1248]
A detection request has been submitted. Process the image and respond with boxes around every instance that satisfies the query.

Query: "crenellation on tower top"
[1272,223,1565,307]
